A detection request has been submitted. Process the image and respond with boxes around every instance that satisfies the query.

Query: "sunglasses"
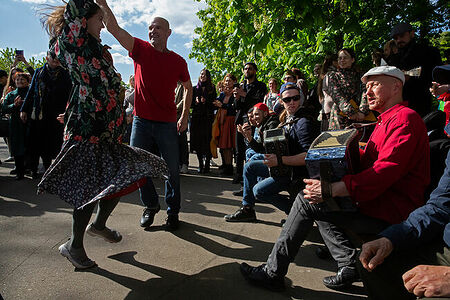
[283,76,294,81]
[282,95,301,103]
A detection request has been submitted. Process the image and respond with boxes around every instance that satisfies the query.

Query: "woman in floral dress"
[325,48,370,130]
[40,0,168,269]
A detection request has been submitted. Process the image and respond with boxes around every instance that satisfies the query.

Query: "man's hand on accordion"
[303,179,324,204]
[263,154,278,167]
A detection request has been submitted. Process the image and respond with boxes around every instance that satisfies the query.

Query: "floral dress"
[37,0,168,208]
[326,68,369,130]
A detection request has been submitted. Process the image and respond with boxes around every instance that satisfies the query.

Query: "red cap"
[253,102,269,113]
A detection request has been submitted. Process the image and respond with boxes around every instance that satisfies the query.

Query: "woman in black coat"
[20,51,72,178]
[190,69,216,173]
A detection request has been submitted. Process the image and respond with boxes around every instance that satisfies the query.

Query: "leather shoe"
[240,263,285,291]
[232,188,243,196]
[140,205,160,228]
[224,206,256,222]
[164,214,179,231]
[323,266,360,290]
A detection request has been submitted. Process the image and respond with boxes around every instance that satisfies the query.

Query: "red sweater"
[342,102,430,224]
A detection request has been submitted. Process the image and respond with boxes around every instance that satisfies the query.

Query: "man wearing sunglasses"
[239,66,430,292]
[225,83,318,222]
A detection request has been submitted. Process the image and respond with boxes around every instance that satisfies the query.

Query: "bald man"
[96,0,193,231]
[239,66,430,291]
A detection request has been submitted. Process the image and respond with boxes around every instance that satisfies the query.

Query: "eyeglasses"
[282,95,301,103]
[283,76,294,81]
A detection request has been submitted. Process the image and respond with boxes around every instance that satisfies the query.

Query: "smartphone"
[15,50,24,56]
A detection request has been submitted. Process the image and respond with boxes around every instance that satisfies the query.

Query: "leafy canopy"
[190,0,449,84]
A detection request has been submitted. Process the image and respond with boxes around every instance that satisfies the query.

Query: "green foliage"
[191,0,449,85]
[0,47,46,74]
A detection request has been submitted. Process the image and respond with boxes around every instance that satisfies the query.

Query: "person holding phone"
[224,83,318,222]
[232,62,267,184]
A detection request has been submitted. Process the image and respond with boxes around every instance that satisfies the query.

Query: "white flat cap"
[361,66,405,84]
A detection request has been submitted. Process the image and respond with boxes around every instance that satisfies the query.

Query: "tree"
[190,0,449,85]
[0,47,46,74]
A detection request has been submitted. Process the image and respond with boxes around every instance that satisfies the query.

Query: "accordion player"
[263,128,291,177]
[305,129,361,210]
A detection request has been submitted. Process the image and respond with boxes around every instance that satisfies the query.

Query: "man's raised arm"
[95,0,134,52]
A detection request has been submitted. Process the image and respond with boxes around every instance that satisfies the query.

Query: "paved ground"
[0,140,367,300]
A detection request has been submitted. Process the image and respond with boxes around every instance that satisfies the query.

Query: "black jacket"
[234,80,267,124]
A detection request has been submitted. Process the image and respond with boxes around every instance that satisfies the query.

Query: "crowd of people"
[1,0,450,298]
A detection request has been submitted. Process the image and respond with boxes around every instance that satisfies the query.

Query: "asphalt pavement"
[0,140,366,299]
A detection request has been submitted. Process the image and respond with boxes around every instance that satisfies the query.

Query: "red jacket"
[342,102,430,224]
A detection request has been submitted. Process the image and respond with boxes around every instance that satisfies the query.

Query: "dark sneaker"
[322,265,360,290]
[9,168,17,175]
[164,214,179,231]
[240,263,285,291]
[224,206,256,222]
[140,205,161,228]
[232,175,243,184]
[232,188,243,196]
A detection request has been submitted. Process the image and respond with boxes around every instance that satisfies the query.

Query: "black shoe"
[164,214,179,231]
[203,164,210,173]
[322,266,360,290]
[197,167,204,174]
[232,189,243,196]
[10,168,17,175]
[315,245,331,260]
[232,175,243,184]
[140,205,161,228]
[224,206,256,222]
[240,263,285,291]
[15,173,24,180]
[220,165,233,176]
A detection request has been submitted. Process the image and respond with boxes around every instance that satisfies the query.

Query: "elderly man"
[239,66,430,291]
[96,0,193,231]
[225,84,318,222]
[357,69,450,300]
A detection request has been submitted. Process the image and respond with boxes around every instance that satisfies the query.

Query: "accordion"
[305,129,361,210]
[263,128,291,177]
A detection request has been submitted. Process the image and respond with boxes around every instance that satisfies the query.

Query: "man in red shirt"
[240,66,430,291]
[96,0,193,231]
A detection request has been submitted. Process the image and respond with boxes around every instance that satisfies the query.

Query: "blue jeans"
[242,160,292,214]
[130,117,180,215]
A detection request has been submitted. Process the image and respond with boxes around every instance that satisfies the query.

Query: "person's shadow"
[82,251,366,299]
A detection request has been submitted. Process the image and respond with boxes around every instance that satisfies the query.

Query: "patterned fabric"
[53,0,124,143]
[38,140,168,208]
[39,0,169,207]
[326,68,369,130]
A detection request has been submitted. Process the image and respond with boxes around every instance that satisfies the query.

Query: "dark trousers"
[235,131,246,179]
[357,241,450,300]
[29,154,52,173]
[14,155,25,176]
[265,192,388,277]
[178,129,189,166]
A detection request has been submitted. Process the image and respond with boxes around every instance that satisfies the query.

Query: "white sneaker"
[210,160,218,167]
[180,164,188,174]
